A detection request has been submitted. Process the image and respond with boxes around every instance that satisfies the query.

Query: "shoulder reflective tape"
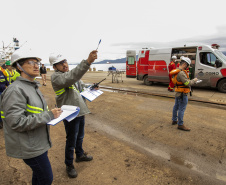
[55,88,65,96]
[26,104,44,114]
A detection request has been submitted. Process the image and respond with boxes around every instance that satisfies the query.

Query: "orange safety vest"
[0,66,8,77]
[170,69,190,94]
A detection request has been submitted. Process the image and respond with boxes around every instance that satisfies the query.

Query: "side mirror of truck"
[215,59,222,68]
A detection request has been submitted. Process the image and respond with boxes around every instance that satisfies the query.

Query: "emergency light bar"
[211,44,220,49]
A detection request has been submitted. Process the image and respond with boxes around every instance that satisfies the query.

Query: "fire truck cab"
[126,44,226,92]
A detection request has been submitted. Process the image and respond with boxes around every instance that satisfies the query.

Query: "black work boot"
[76,153,93,163]
[172,121,178,125]
[66,164,78,178]
[0,122,3,129]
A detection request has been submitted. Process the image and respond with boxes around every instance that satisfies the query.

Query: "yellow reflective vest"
[5,69,16,84]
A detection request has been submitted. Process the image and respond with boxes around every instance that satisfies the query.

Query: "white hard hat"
[172,56,177,59]
[181,56,191,65]
[49,53,66,65]
[11,49,41,67]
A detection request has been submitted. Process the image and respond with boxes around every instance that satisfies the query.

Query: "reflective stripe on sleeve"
[70,85,79,93]
[184,81,189,86]
[26,104,44,114]
[1,111,5,118]
[55,85,79,96]
[55,88,65,96]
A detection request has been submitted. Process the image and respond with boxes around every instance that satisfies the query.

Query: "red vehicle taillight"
[220,68,226,77]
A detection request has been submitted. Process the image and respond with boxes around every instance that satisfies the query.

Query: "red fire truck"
[126,44,226,92]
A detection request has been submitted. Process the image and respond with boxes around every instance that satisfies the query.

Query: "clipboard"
[47,105,80,126]
[80,88,103,102]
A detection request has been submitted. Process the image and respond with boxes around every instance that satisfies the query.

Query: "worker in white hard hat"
[50,50,97,178]
[177,56,190,76]
[170,56,198,131]
[168,55,177,92]
[1,49,62,184]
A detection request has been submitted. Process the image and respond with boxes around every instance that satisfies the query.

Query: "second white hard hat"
[181,56,191,65]
[49,53,66,65]
[172,56,177,59]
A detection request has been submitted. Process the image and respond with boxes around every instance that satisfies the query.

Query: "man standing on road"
[49,50,97,178]
[170,57,198,131]
[168,56,177,92]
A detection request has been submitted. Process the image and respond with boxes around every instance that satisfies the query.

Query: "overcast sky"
[1,0,226,64]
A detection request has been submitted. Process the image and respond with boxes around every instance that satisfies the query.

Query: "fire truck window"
[200,52,218,67]
[128,57,135,65]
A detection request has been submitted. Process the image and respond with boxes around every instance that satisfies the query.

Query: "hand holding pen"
[87,50,98,64]
[87,40,101,64]
[51,105,62,119]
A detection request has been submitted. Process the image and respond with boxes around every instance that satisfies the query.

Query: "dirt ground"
[1,71,226,185]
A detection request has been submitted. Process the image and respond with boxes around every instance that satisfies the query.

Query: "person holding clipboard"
[49,50,97,178]
[1,49,62,185]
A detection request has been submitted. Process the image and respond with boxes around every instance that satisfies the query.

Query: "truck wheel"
[218,79,226,93]
[144,76,152,86]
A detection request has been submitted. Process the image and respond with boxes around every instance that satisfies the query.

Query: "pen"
[55,104,58,108]
[96,39,101,50]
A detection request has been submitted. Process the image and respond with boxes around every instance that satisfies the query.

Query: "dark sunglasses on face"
[57,60,67,65]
